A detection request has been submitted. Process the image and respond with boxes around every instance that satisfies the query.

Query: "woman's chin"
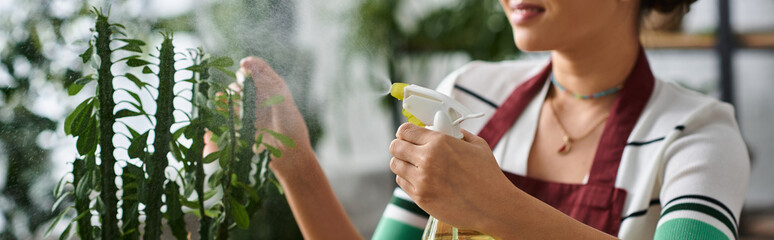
[512,35,554,52]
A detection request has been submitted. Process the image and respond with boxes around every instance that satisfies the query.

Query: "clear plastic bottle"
[421,216,495,240]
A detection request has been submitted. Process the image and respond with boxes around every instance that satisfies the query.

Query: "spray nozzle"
[390,83,484,138]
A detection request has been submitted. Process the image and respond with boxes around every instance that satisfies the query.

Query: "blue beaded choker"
[550,74,623,100]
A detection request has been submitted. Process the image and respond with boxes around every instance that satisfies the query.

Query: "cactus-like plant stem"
[73,157,94,240]
[144,34,175,240]
[192,77,212,239]
[95,12,119,240]
[121,164,143,240]
[236,72,257,183]
[217,93,239,240]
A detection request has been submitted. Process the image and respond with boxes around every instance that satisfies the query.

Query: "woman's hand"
[239,57,315,170]
[235,57,361,239]
[389,123,514,230]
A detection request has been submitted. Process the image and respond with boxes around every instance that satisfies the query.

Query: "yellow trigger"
[402,109,425,127]
[391,83,425,127]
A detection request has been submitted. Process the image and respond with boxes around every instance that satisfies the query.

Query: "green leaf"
[263,143,281,158]
[118,44,143,53]
[259,95,285,107]
[124,90,143,108]
[142,66,153,74]
[116,39,146,53]
[116,55,142,62]
[68,74,96,96]
[65,98,93,136]
[75,117,98,155]
[74,74,95,85]
[213,66,235,78]
[116,38,146,46]
[230,173,239,187]
[169,141,185,162]
[255,133,263,146]
[211,98,228,110]
[70,100,94,137]
[126,58,151,67]
[124,73,147,88]
[128,131,149,159]
[207,170,223,189]
[180,197,199,209]
[219,148,232,168]
[51,191,72,212]
[115,109,142,118]
[229,199,250,229]
[45,207,71,238]
[202,151,220,164]
[198,208,220,218]
[80,43,93,63]
[68,83,86,96]
[206,57,233,68]
[172,126,187,140]
[59,222,73,240]
[203,189,217,200]
[183,122,198,139]
[126,126,141,139]
[72,207,91,223]
[111,23,127,29]
[53,173,68,198]
[235,181,260,202]
[270,178,284,195]
[185,65,207,73]
[262,129,296,148]
[74,174,90,200]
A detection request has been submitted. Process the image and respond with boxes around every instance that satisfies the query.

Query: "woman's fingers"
[391,157,420,193]
[389,138,422,165]
[395,175,415,195]
[240,56,287,94]
[396,123,440,145]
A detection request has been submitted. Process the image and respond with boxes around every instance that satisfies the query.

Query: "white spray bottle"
[390,83,484,139]
[390,83,494,240]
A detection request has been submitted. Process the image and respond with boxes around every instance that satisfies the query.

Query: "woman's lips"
[509,2,545,25]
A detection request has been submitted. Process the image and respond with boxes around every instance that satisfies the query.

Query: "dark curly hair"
[641,0,698,13]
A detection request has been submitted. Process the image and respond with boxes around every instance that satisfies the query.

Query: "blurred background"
[0,0,772,239]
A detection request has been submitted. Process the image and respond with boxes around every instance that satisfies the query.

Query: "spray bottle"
[390,83,494,240]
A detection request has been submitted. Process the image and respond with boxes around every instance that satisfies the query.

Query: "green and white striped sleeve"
[655,103,750,240]
[372,188,428,240]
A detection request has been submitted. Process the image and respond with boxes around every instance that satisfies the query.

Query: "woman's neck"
[550,32,640,98]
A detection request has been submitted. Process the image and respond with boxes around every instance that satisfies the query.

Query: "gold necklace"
[547,97,609,155]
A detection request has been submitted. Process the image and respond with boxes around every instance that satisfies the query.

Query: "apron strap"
[477,47,655,187]
[587,48,655,186]
[478,63,552,150]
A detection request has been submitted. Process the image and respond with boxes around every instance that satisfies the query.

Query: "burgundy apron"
[477,48,655,235]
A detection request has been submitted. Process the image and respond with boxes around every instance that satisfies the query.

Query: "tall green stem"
[95,12,119,239]
[120,164,143,240]
[191,72,212,239]
[236,73,256,183]
[217,93,238,239]
[144,34,175,240]
[72,157,93,240]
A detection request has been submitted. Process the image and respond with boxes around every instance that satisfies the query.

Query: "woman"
[238,0,749,238]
